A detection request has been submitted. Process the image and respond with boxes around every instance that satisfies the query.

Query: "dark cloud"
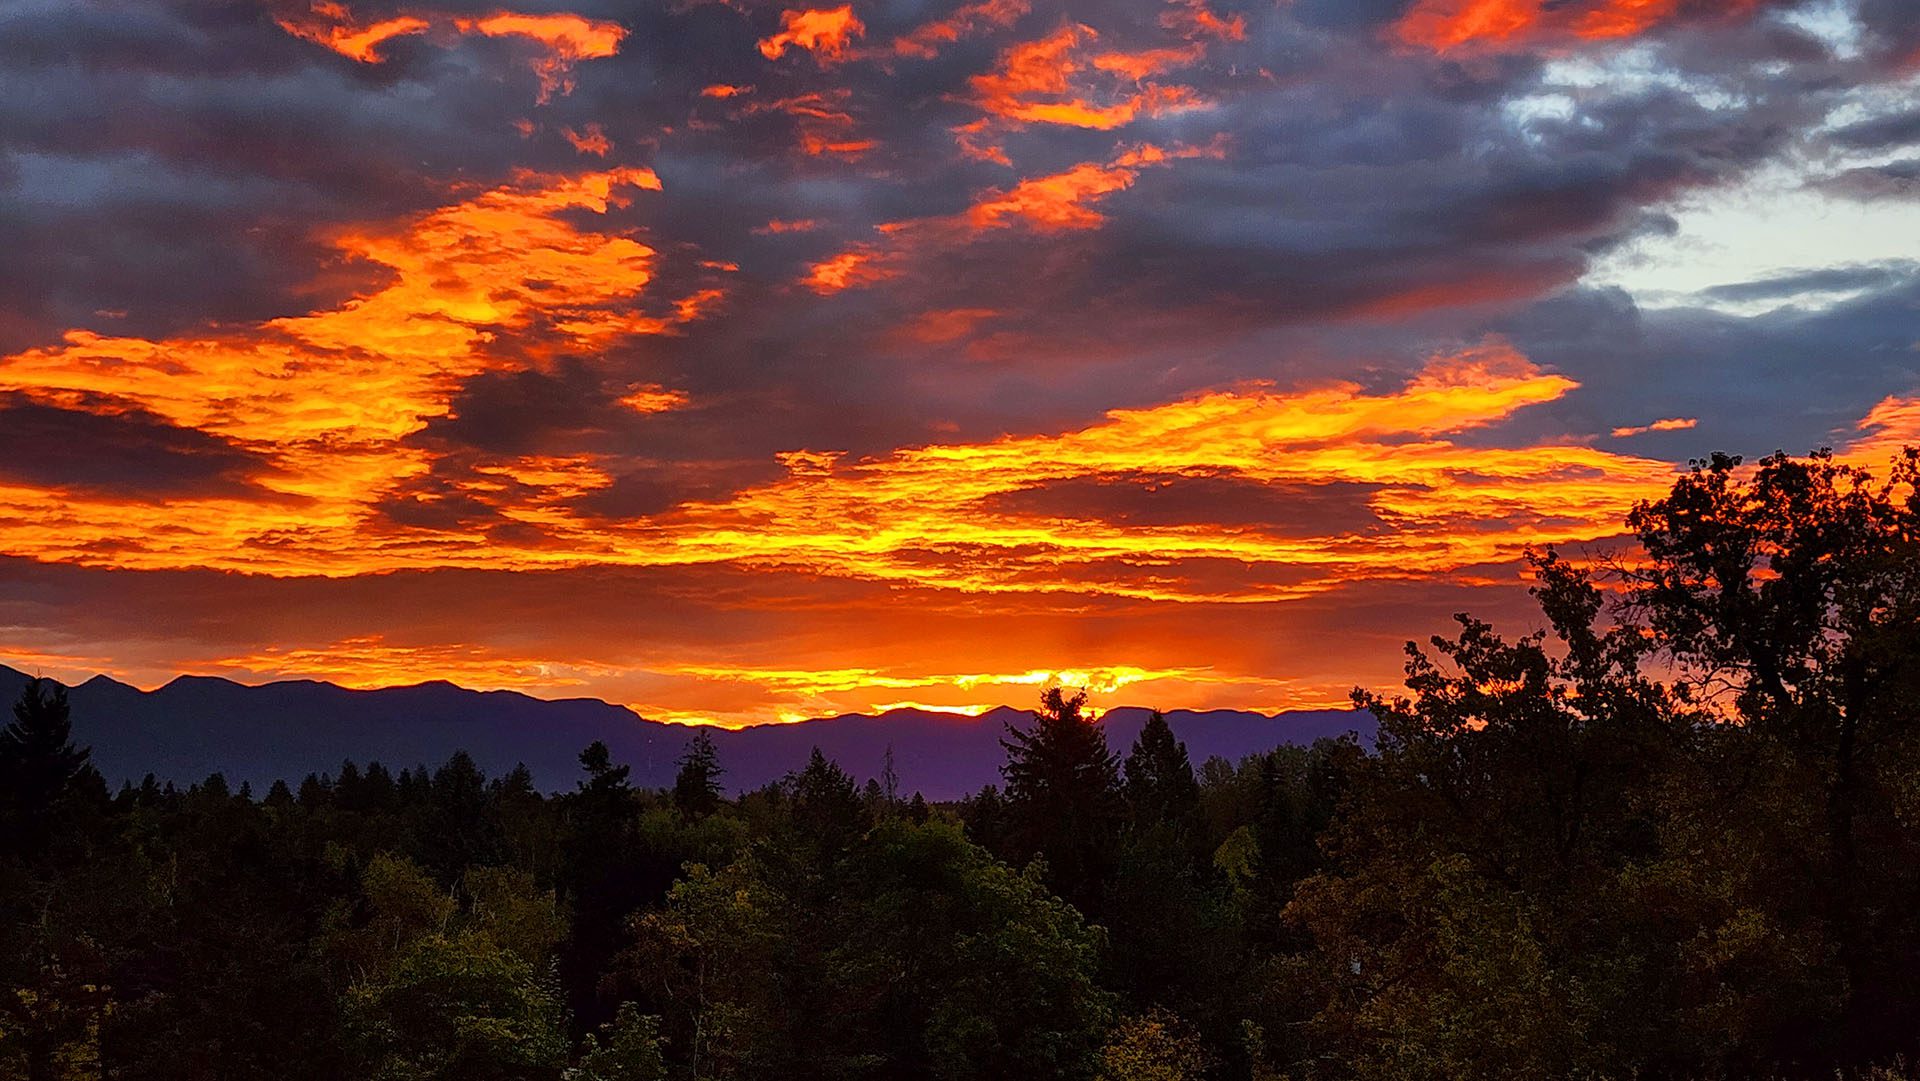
[0,391,271,498]
[983,472,1391,535]
[1698,262,1920,303]
[1495,271,1920,460]
[1812,160,1920,201]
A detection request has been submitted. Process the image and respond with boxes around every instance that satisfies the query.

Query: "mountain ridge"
[0,663,1373,800]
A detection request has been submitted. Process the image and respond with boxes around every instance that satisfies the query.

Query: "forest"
[2,449,1917,1081]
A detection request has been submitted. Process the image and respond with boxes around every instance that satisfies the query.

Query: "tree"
[1122,711,1199,829]
[343,930,568,1081]
[999,687,1123,907]
[842,818,1114,1081]
[1282,550,1825,1080]
[1097,1010,1212,1081]
[673,731,724,820]
[1622,449,1920,1057]
[566,1003,667,1081]
[0,679,91,854]
[783,747,869,860]
[578,741,631,798]
[335,854,569,1081]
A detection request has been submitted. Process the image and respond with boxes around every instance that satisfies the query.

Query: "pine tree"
[1000,686,1122,908]
[1122,710,1199,828]
[786,747,868,858]
[578,740,633,812]
[0,678,91,855]
[673,730,724,819]
[1,679,89,809]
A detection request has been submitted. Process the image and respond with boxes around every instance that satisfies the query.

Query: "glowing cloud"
[276,3,430,62]
[454,11,628,101]
[893,0,1030,59]
[758,6,867,64]
[1840,395,1920,466]
[804,249,899,293]
[275,4,626,102]
[0,166,680,571]
[804,140,1219,294]
[1611,417,1698,438]
[564,123,612,156]
[1393,0,1761,53]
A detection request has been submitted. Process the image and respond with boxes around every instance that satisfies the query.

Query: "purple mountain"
[0,664,1373,800]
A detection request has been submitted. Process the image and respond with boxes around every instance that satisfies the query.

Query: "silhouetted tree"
[673,731,724,820]
[1001,687,1123,909]
[1623,449,1920,1058]
[1,678,91,855]
[1122,711,1199,829]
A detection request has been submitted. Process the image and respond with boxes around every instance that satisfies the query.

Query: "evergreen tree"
[673,731,724,819]
[1121,711,1199,828]
[1000,687,1123,909]
[1,678,91,849]
[785,747,869,860]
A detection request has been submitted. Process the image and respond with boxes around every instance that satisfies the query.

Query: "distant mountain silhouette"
[0,664,1373,800]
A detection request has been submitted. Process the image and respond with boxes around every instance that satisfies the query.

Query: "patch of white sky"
[1502,0,1920,315]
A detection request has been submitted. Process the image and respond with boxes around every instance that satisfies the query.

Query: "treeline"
[2,449,1918,1080]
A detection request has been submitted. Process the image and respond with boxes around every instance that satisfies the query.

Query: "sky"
[1,0,1917,726]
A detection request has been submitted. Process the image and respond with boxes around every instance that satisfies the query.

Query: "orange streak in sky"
[276,5,625,101]
[277,6,431,62]
[1394,0,1760,52]
[564,123,612,156]
[757,6,867,63]
[0,167,683,571]
[799,140,1216,293]
[803,249,898,293]
[893,0,1029,58]
[1840,396,1920,467]
[455,11,628,101]
[957,22,1216,160]
[967,160,1143,231]
[1610,417,1697,438]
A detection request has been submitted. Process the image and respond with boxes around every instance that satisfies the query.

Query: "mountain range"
[0,664,1373,800]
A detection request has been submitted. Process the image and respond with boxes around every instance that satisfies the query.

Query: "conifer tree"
[1000,686,1122,907]
[1122,710,1199,828]
[1,678,90,828]
[673,730,724,819]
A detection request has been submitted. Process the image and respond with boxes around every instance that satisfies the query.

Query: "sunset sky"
[3,0,1918,726]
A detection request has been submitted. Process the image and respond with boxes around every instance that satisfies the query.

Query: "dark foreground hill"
[0,663,1371,799]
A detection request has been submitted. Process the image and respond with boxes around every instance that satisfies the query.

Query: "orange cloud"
[757,6,867,64]
[956,22,1215,162]
[898,308,999,344]
[626,340,1679,604]
[1161,0,1246,43]
[1393,0,1760,53]
[276,3,430,62]
[793,140,1216,293]
[893,0,1029,59]
[754,218,823,234]
[619,385,694,414]
[803,249,899,293]
[275,5,626,101]
[1611,417,1698,438]
[733,90,875,159]
[0,167,688,571]
[966,160,1143,231]
[454,11,627,101]
[1839,395,1920,466]
[700,83,753,98]
[564,122,612,156]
